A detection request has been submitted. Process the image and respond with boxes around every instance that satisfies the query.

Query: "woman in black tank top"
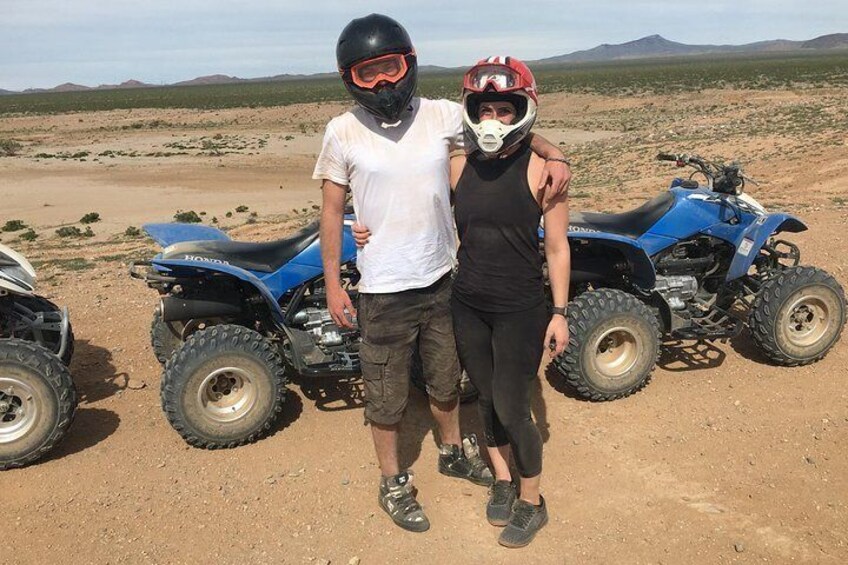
[448,58,570,548]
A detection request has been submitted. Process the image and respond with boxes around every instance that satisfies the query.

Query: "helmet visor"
[349,53,411,90]
[464,64,525,93]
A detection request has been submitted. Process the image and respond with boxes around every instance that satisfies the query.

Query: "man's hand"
[352,222,371,248]
[538,159,572,200]
[327,284,357,329]
[544,315,569,358]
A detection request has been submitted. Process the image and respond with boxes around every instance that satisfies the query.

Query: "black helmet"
[336,14,417,123]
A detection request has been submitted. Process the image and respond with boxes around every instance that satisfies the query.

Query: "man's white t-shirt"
[312,98,464,294]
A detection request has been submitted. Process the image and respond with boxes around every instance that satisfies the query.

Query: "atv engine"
[654,275,698,310]
[291,307,357,348]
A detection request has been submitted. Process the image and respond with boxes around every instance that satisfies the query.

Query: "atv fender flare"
[151,259,285,325]
[726,214,807,282]
[567,232,657,288]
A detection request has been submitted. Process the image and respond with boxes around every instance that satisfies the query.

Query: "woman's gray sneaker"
[487,480,517,526]
[498,495,548,548]
[438,434,494,486]
[378,470,430,532]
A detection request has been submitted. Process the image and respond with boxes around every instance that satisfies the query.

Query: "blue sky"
[1,0,846,91]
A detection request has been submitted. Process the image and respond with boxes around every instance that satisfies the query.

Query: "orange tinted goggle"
[347,52,413,89]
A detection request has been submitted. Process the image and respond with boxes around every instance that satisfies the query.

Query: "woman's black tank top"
[453,142,545,313]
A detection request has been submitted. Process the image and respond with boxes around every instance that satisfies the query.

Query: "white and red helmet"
[462,56,538,157]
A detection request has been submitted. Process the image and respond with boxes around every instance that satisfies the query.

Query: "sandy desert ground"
[1,87,847,564]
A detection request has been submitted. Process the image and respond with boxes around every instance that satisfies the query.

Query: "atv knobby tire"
[161,325,287,449]
[555,289,660,401]
[0,339,77,470]
[410,351,478,404]
[151,307,184,365]
[14,295,75,366]
[749,266,845,366]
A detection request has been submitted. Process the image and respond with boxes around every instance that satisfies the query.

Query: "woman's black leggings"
[451,297,547,478]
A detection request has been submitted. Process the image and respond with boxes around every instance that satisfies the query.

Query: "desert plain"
[1,81,847,564]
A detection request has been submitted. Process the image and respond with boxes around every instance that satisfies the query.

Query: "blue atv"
[131,215,475,448]
[553,153,845,400]
[130,217,359,448]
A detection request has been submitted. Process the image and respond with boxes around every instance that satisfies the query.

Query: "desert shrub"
[173,210,202,223]
[235,205,249,213]
[2,219,27,232]
[56,226,83,238]
[80,212,101,224]
[0,139,23,156]
[124,226,141,237]
[19,229,38,241]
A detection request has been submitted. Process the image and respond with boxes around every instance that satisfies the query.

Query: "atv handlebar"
[656,152,756,195]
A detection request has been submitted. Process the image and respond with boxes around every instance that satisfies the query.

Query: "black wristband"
[551,306,566,317]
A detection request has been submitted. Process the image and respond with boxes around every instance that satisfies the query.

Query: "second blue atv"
[552,153,845,400]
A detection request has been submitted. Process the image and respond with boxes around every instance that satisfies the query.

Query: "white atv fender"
[0,243,37,296]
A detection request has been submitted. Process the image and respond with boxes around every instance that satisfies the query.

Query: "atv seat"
[162,221,320,273]
[569,192,674,239]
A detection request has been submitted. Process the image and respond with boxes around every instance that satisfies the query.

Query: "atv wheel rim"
[783,293,831,348]
[196,367,257,423]
[0,377,40,444]
[593,327,640,378]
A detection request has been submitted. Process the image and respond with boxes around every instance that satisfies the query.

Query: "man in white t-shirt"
[315,14,571,533]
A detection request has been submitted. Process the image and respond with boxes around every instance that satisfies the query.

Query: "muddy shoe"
[498,496,548,548]
[487,480,517,526]
[438,434,494,487]
[378,470,430,533]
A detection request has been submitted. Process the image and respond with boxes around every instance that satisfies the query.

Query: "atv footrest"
[672,312,743,341]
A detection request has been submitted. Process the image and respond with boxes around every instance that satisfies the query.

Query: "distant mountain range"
[534,33,848,64]
[4,33,847,94]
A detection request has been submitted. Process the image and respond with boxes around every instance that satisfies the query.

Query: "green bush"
[235,205,249,213]
[80,212,101,224]
[124,225,141,237]
[19,229,38,241]
[56,226,83,238]
[2,219,26,232]
[173,210,202,223]
[0,139,23,156]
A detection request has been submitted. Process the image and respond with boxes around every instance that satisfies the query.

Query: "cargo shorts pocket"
[359,343,391,416]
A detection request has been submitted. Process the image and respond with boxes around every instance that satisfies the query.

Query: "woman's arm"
[450,153,467,191]
[528,154,571,356]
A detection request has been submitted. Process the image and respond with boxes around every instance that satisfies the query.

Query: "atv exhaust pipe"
[160,296,243,322]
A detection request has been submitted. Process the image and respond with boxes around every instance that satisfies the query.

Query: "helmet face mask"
[462,57,538,158]
[336,14,418,123]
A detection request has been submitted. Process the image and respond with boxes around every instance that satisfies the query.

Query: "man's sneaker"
[438,434,494,487]
[378,470,430,533]
[487,480,517,526]
[498,496,549,548]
